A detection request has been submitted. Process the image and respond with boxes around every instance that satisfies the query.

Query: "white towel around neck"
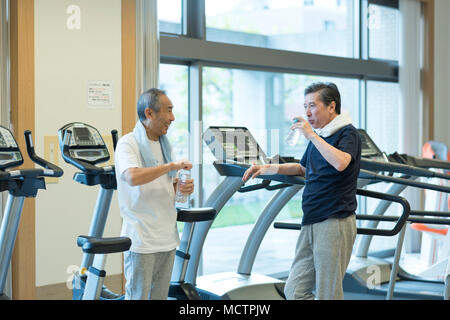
[314,111,353,138]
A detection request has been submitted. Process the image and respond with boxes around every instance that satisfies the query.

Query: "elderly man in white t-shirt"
[115,88,193,300]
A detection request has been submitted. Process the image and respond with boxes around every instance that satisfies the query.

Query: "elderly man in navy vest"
[243,82,361,300]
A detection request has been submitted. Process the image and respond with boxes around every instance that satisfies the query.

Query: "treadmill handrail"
[359,169,450,194]
[274,188,411,237]
[409,210,450,218]
[355,188,410,236]
[361,158,450,180]
[213,161,306,186]
[389,152,450,171]
[238,180,271,193]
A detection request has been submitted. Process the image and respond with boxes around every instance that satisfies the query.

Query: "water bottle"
[285,119,300,146]
[175,169,191,204]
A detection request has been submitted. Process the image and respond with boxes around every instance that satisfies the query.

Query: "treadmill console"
[58,122,110,165]
[203,126,269,165]
[357,129,387,162]
[0,126,23,169]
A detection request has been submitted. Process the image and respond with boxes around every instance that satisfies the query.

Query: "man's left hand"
[178,178,194,195]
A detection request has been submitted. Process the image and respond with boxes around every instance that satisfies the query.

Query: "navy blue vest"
[300,124,361,226]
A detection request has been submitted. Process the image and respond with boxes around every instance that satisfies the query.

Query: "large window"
[158,0,183,34]
[368,3,399,61]
[364,80,401,253]
[366,81,400,155]
[200,66,360,275]
[205,0,357,58]
[159,63,189,160]
[158,0,401,278]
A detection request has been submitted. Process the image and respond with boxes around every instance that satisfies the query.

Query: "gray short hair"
[304,82,341,114]
[137,88,167,121]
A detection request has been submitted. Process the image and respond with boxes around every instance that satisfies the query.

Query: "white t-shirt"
[114,132,180,253]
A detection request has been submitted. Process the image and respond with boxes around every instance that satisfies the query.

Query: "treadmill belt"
[378,280,444,300]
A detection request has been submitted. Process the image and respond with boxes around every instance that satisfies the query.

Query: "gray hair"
[137,88,167,121]
[304,82,341,114]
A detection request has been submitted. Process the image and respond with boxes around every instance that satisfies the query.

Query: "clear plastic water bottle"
[175,169,190,204]
[285,119,300,146]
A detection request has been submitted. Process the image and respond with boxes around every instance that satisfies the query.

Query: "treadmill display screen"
[204,127,268,165]
[77,150,101,157]
[0,153,12,160]
[358,129,383,158]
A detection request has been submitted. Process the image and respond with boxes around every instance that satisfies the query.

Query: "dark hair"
[304,82,341,114]
[137,88,167,121]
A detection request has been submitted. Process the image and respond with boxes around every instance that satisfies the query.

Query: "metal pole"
[80,187,114,271]
[183,176,243,284]
[386,225,407,300]
[0,195,25,294]
[237,185,302,275]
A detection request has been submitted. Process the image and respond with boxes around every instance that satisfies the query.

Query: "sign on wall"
[87,80,113,107]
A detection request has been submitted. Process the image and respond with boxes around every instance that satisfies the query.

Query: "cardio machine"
[170,126,412,300]
[58,122,131,300]
[0,127,63,299]
[170,126,306,300]
[342,129,450,299]
[60,122,216,300]
[272,129,450,299]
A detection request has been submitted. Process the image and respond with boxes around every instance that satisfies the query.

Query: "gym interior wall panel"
[34,0,123,287]
[434,0,450,147]
[10,0,36,300]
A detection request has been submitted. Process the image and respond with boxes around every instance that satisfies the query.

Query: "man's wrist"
[307,132,318,141]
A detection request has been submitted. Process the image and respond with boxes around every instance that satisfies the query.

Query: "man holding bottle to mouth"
[243,82,361,300]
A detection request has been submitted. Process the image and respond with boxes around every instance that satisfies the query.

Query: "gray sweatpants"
[284,214,356,300]
[123,249,176,300]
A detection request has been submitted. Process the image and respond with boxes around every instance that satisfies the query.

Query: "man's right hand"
[242,164,277,182]
[171,159,193,171]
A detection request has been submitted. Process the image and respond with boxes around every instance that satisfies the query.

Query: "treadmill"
[343,129,450,300]
[170,126,306,300]
[170,126,412,300]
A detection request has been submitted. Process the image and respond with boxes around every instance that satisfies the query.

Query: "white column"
[136,0,160,96]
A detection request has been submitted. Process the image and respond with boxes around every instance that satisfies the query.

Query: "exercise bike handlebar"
[111,129,118,151]
[0,131,64,181]
[61,130,113,175]
[24,130,63,178]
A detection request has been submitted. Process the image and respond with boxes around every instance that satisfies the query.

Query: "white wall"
[35,0,122,286]
[434,0,450,147]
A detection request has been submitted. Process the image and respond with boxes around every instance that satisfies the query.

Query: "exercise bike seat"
[176,207,216,222]
[77,235,131,254]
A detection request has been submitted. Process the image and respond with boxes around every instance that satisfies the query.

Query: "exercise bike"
[0,127,63,299]
[59,122,216,300]
[58,122,130,300]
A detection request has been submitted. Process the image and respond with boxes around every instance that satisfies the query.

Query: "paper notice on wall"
[87,80,113,107]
